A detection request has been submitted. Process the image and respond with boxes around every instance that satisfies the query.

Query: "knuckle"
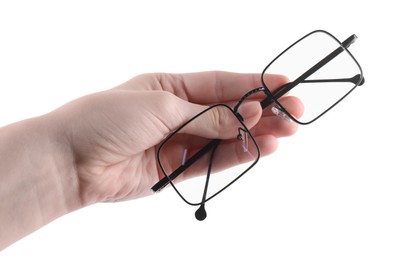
[208,106,234,137]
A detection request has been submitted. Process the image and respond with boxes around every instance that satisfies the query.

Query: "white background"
[1,1,394,259]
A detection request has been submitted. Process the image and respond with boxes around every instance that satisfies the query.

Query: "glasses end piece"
[195,204,207,221]
[342,34,358,48]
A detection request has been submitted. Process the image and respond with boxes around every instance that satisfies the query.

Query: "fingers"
[188,135,278,178]
[158,93,302,145]
[262,73,290,93]
[174,72,289,104]
[157,132,279,185]
[145,91,301,151]
[119,72,288,105]
[261,96,304,118]
[255,95,304,137]
[155,95,301,186]
[214,134,278,164]
[180,101,262,139]
[250,115,298,138]
[169,71,268,104]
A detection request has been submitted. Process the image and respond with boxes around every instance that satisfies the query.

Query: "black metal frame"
[151,30,365,220]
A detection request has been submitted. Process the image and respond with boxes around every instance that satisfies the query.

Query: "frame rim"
[260,29,364,125]
[156,103,261,206]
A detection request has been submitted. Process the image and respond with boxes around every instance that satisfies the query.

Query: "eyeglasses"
[151,30,364,220]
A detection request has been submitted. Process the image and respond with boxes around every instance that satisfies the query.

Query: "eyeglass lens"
[156,105,260,205]
[262,31,363,124]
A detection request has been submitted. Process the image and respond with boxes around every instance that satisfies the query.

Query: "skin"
[0,71,303,250]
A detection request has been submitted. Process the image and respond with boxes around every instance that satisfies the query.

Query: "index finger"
[161,71,288,105]
[121,71,287,105]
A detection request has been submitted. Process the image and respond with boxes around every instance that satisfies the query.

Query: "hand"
[55,71,303,205]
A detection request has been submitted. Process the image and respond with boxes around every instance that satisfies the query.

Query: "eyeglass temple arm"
[195,140,220,221]
[260,34,364,110]
[151,139,221,192]
[261,74,365,109]
[302,74,364,84]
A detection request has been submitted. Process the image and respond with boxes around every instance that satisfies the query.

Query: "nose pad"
[181,148,188,166]
[271,104,292,122]
[237,128,249,153]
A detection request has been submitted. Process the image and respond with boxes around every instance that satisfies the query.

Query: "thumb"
[179,101,262,139]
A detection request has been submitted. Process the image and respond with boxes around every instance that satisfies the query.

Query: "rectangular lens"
[157,104,259,205]
[262,31,363,124]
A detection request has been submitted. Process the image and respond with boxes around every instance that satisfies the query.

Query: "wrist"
[0,114,81,249]
[40,112,82,214]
